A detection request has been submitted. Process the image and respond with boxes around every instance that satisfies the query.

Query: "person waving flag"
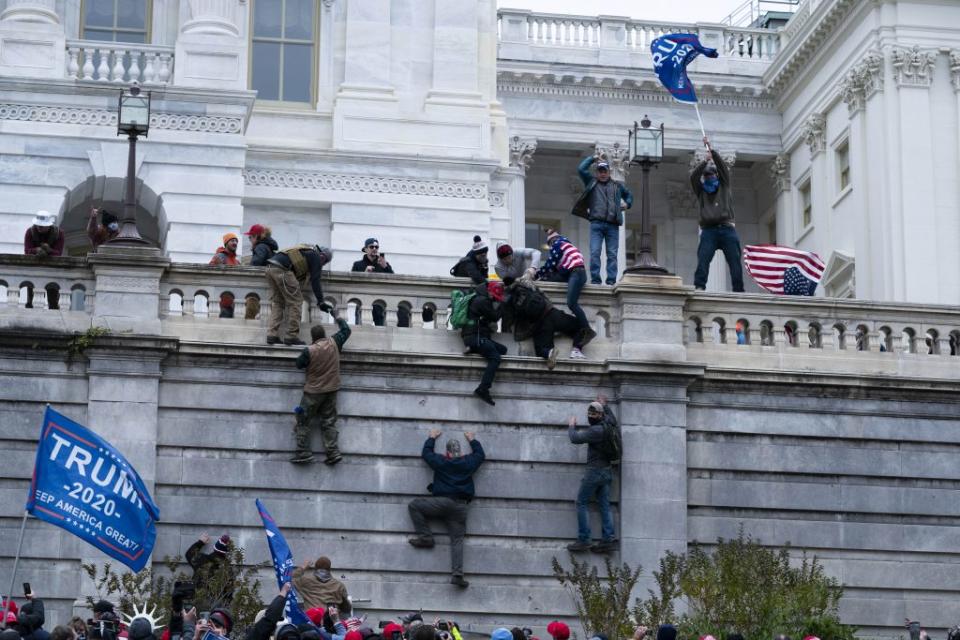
[743,244,826,296]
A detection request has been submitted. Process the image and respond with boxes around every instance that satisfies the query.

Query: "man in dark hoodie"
[292,556,351,613]
[244,224,278,266]
[407,430,485,589]
[690,136,743,292]
[185,532,236,607]
[450,236,488,285]
[15,590,49,640]
[461,279,505,405]
[567,398,618,554]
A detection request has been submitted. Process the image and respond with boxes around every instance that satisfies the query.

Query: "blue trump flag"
[651,33,718,103]
[25,406,160,571]
[256,499,309,625]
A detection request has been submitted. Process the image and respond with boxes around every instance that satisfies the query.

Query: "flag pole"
[693,102,707,141]
[4,511,28,619]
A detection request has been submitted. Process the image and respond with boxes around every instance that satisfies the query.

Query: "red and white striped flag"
[743,244,826,295]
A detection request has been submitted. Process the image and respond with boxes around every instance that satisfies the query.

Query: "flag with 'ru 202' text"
[256,499,309,625]
[651,33,719,103]
[25,406,160,571]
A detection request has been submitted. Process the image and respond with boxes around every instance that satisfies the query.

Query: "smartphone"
[380,253,386,260]
[23,582,31,597]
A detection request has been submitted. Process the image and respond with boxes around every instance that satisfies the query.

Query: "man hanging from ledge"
[265,244,334,345]
[292,312,351,465]
[690,136,744,293]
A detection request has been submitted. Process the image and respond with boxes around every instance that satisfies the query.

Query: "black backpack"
[511,284,549,319]
[450,257,472,278]
[598,417,622,465]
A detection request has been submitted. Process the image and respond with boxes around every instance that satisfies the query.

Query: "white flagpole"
[693,102,707,141]
[4,511,28,618]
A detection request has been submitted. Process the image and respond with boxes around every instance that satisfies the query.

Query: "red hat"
[383,623,404,639]
[547,622,570,640]
[1,600,17,615]
[496,243,513,259]
[244,224,266,237]
[345,632,363,640]
[306,608,325,626]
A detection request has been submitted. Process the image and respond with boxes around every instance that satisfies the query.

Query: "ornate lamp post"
[623,115,669,275]
[110,83,151,245]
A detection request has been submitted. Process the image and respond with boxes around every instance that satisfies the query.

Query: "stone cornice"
[497,75,776,112]
[0,102,244,134]
[243,169,489,199]
[764,0,860,96]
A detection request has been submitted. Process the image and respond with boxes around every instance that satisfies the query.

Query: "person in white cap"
[24,211,64,257]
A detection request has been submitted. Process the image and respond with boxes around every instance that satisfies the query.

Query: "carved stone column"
[174,0,248,90]
[507,136,537,248]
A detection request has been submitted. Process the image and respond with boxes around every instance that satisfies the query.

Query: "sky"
[496,0,750,24]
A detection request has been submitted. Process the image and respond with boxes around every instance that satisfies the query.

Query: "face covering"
[587,414,603,425]
[702,176,720,194]
[107,222,119,232]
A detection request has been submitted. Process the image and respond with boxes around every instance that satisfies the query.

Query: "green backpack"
[449,289,476,329]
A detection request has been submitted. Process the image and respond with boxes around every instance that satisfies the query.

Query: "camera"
[437,623,449,632]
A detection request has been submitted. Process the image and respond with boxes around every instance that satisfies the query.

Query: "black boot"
[473,387,495,406]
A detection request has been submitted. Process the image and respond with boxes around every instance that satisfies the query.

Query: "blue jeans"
[694,225,744,292]
[589,221,619,284]
[565,267,588,330]
[576,466,615,542]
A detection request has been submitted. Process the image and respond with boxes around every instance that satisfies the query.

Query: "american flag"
[743,244,825,295]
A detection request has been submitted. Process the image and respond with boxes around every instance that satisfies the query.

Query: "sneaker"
[695,286,706,291]
[289,451,315,464]
[283,338,306,346]
[462,345,473,355]
[569,347,585,359]
[324,453,343,466]
[474,387,496,406]
[408,536,435,549]
[450,575,470,589]
[590,280,602,286]
[546,348,558,370]
[578,327,598,349]
[266,336,281,345]
[566,540,591,552]
[590,540,617,553]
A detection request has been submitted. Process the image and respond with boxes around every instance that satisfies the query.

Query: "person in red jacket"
[24,211,64,257]
[210,233,240,266]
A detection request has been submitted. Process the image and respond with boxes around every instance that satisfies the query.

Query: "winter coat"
[421,437,485,500]
[24,226,65,256]
[291,567,352,613]
[460,283,501,341]
[17,599,45,635]
[250,236,278,267]
[185,541,235,605]
[209,247,240,266]
[243,594,286,640]
[268,248,328,304]
[450,252,487,285]
[351,255,394,273]
[690,149,735,228]
[494,248,541,281]
[568,405,618,468]
[571,156,633,225]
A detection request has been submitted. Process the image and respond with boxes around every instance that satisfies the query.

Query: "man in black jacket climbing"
[185,532,236,608]
[407,430,486,589]
[461,280,506,405]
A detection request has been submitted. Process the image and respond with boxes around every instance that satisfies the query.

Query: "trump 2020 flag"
[651,33,719,103]
[25,406,159,571]
[743,244,826,295]
[256,499,309,625]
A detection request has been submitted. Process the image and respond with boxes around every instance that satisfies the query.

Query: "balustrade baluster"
[81,49,95,80]
[128,53,142,83]
[158,54,172,84]
[143,53,157,83]
[96,50,110,81]
[67,47,79,79]
[111,49,126,82]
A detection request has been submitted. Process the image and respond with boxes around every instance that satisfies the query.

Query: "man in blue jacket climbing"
[407,429,486,589]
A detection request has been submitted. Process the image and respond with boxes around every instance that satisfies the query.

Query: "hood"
[262,236,279,250]
[313,568,333,583]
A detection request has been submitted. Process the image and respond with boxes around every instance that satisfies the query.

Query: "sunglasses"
[367,245,379,249]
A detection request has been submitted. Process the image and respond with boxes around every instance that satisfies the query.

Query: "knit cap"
[214,534,231,554]
[496,242,513,258]
[472,235,488,253]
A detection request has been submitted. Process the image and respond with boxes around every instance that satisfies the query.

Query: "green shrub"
[552,554,641,640]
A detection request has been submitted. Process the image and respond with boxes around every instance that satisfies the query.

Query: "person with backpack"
[504,276,595,368]
[458,280,506,405]
[566,396,619,553]
[265,244,334,345]
[450,236,489,284]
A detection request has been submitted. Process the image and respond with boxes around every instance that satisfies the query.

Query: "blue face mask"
[702,176,720,193]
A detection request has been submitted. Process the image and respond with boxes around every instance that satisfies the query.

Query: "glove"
[319,302,333,314]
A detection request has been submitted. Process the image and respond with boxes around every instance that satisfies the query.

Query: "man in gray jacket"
[567,398,618,553]
[572,155,634,285]
[690,136,744,292]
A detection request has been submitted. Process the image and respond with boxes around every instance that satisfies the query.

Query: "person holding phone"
[15,585,49,640]
[351,238,396,327]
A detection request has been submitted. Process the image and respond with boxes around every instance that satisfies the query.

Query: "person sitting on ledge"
[87,207,119,250]
[504,275,594,369]
[210,233,241,266]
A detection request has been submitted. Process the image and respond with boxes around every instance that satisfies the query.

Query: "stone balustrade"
[66,40,174,84]
[497,9,780,62]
